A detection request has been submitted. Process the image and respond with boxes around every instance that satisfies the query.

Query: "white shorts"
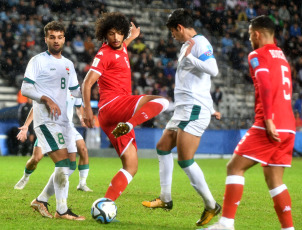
[34,123,76,154]
[72,126,83,142]
[165,116,210,137]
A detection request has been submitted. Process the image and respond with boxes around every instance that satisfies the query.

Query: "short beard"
[49,47,63,55]
[108,44,122,50]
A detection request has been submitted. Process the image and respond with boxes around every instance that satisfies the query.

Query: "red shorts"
[98,95,143,156]
[234,128,295,167]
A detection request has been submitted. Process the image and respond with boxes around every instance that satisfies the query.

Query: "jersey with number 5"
[24,51,79,128]
[89,43,131,108]
[248,44,295,132]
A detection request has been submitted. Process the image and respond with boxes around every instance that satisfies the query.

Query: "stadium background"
[0,0,301,156]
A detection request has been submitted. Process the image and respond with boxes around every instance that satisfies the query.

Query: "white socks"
[182,162,216,209]
[158,153,174,202]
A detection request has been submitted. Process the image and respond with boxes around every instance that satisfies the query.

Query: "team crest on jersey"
[250,57,259,69]
[66,67,70,75]
[92,57,100,67]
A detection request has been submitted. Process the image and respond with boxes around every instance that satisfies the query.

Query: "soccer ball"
[91,198,117,224]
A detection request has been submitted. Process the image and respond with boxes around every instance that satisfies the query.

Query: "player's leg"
[68,152,77,176]
[112,95,169,137]
[31,124,84,220]
[142,129,176,210]
[14,143,43,190]
[176,128,220,226]
[264,167,294,229]
[104,143,137,201]
[206,154,256,229]
[76,138,92,192]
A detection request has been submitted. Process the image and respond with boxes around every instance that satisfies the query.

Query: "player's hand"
[41,96,61,120]
[265,119,281,142]
[83,107,95,128]
[212,111,221,120]
[17,125,28,142]
[129,22,140,39]
[185,39,195,57]
[80,117,87,128]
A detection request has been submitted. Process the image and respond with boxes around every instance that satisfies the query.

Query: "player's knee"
[152,98,169,113]
[78,146,88,158]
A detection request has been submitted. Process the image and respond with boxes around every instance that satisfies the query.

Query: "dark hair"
[250,15,275,35]
[95,12,130,41]
[166,9,194,30]
[44,21,65,36]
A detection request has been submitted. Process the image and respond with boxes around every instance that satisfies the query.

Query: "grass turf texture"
[0,156,301,230]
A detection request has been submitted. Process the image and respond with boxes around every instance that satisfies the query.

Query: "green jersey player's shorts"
[34,123,76,154]
[166,105,211,137]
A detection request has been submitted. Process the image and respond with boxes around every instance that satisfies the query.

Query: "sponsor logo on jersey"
[97,51,103,56]
[50,68,56,71]
[92,57,100,67]
[115,54,120,59]
[250,57,259,69]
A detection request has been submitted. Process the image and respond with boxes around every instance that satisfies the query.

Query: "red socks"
[270,185,293,228]
[105,170,132,201]
[128,101,163,127]
[221,175,245,219]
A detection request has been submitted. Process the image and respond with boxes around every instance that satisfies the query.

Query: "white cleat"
[197,222,235,230]
[14,177,29,190]
[77,184,93,192]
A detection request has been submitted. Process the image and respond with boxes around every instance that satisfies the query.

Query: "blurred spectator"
[221,33,234,54]
[17,89,28,104]
[289,22,301,38]
[278,4,290,23]
[211,85,223,110]
[17,98,35,156]
[156,38,166,56]
[84,35,95,52]
[165,37,177,59]
[37,3,52,25]
[245,3,257,20]
[237,0,248,10]
[294,93,302,118]
[163,61,176,78]
[132,38,146,54]
[295,110,302,131]
[256,3,268,16]
[226,0,238,10]
[72,34,85,58]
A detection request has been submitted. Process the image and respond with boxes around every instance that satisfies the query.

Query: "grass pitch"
[0,156,301,230]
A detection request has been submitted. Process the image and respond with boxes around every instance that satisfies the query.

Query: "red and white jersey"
[248,44,295,133]
[90,42,131,107]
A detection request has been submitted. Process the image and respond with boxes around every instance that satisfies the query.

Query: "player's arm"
[82,70,100,128]
[185,39,219,77]
[75,106,87,127]
[16,107,33,142]
[21,81,61,119]
[124,22,140,47]
[256,69,280,142]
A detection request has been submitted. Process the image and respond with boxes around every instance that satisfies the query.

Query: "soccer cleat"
[197,222,235,230]
[31,198,53,218]
[77,184,93,192]
[112,122,130,138]
[142,197,173,210]
[196,203,221,226]
[14,176,29,190]
[54,208,85,220]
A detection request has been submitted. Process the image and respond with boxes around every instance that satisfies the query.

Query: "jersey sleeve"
[68,62,80,90]
[192,36,215,62]
[24,56,40,84]
[90,51,110,76]
[74,98,82,107]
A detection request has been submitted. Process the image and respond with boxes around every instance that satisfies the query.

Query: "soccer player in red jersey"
[82,12,169,202]
[205,16,295,230]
